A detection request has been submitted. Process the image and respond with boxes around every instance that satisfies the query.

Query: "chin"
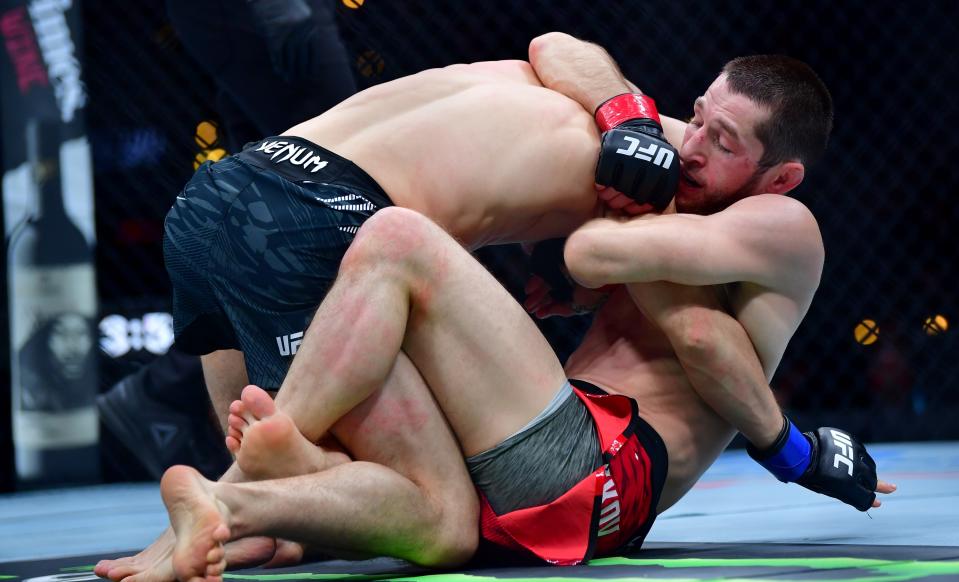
[674,186,710,215]
[675,188,729,216]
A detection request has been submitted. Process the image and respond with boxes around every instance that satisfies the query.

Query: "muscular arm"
[529,32,632,112]
[627,281,782,448]
[567,195,824,449]
[528,32,688,147]
[565,194,824,291]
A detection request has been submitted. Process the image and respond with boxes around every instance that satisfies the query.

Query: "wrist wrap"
[595,94,662,131]
[747,416,813,483]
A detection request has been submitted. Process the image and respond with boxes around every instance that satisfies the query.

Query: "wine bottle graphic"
[7,119,99,486]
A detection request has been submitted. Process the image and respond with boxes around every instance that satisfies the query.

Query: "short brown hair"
[722,55,833,169]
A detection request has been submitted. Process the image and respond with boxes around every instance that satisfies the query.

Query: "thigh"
[211,175,360,389]
[395,215,569,457]
[330,352,477,515]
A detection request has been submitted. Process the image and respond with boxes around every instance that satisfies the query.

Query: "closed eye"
[712,133,732,154]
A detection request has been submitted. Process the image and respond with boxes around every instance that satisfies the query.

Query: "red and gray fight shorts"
[474,379,668,565]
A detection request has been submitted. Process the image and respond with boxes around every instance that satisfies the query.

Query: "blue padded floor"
[1,441,957,580]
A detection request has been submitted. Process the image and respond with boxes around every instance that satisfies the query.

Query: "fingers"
[604,192,634,210]
[596,186,652,215]
[596,185,616,199]
[876,480,897,494]
[524,273,581,319]
[869,480,897,509]
[523,278,550,313]
[524,274,547,296]
[623,201,655,216]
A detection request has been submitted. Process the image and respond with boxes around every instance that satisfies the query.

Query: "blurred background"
[1,0,956,492]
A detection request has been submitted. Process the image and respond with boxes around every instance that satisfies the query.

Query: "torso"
[565,279,807,513]
[289,60,812,516]
[285,61,601,248]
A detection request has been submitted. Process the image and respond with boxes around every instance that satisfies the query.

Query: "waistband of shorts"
[466,381,574,466]
[568,378,669,502]
[236,135,393,208]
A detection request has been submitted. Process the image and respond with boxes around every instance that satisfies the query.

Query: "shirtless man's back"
[105,61,608,582]
[163,60,601,393]
[289,60,600,247]
[108,38,892,582]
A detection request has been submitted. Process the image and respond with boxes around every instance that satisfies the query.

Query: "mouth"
[680,168,703,189]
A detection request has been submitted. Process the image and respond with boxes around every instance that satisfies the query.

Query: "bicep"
[566,196,824,291]
[567,214,772,288]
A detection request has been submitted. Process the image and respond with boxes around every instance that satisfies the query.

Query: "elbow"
[528,32,573,61]
[528,32,578,79]
[564,230,610,288]
[672,310,722,365]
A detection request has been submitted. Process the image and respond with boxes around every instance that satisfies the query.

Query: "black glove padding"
[529,238,574,303]
[797,427,878,511]
[596,118,679,210]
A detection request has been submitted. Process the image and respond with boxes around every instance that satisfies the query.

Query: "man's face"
[676,74,770,214]
[48,313,92,380]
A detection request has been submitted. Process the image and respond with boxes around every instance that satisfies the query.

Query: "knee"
[415,496,479,568]
[418,523,478,568]
[344,207,437,268]
[424,540,477,569]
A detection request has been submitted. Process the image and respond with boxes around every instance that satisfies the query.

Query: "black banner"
[1,0,99,487]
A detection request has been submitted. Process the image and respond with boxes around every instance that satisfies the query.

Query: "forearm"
[528,32,634,112]
[627,282,783,448]
[566,216,703,287]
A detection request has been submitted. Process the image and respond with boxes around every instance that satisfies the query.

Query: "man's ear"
[762,161,805,195]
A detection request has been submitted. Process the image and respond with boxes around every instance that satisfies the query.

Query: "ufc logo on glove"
[615,136,675,169]
[830,429,855,476]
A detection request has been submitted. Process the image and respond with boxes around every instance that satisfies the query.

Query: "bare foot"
[161,466,231,582]
[226,385,346,480]
[118,554,175,582]
[259,539,305,568]
[95,530,284,582]
[95,528,174,582]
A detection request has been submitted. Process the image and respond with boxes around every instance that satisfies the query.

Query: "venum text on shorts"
[255,140,329,173]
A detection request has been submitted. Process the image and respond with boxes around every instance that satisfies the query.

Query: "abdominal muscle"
[564,292,737,513]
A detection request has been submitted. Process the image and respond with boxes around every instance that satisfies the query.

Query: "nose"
[680,127,706,167]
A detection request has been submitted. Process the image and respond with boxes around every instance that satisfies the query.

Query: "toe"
[106,564,138,581]
[206,546,224,564]
[94,560,111,576]
[213,524,231,543]
[228,414,247,431]
[206,561,225,576]
[242,385,276,419]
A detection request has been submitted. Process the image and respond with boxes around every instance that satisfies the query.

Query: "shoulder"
[719,194,824,290]
[724,194,820,234]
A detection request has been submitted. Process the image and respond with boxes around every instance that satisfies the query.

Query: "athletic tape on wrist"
[754,418,813,482]
[595,94,661,131]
